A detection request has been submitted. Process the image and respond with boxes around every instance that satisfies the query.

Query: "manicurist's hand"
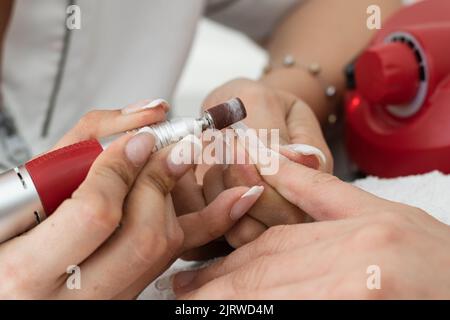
[0,101,261,299]
[179,78,332,260]
[173,155,450,299]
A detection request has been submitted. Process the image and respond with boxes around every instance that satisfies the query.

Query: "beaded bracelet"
[263,55,338,124]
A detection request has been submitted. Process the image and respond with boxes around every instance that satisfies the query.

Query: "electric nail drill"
[345,0,450,178]
[0,98,247,243]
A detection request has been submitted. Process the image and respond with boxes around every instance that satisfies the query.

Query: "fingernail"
[285,144,326,166]
[121,98,170,115]
[173,270,197,292]
[155,275,174,291]
[230,185,264,220]
[125,132,154,166]
[167,134,202,176]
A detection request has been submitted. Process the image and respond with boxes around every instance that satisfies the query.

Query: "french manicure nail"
[155,275,174,291]
[121,98,170,115]
[230,185,264,220]
[167,134,202,176]
[125,132,154,166]
[285,144,326,166]
[173,270,198,292]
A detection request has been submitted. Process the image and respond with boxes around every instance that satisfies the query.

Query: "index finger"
[264,156,396,220]
[235,126,393,220]
[53,100,168,149]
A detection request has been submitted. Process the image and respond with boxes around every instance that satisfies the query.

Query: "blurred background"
[172,19,266,117]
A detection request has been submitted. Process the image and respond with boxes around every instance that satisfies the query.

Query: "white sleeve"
[205,0,302,41]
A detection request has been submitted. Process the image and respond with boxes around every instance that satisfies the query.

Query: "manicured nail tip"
[125,132,154,167]
[173,271,197,291]
[146,98,170,112]
[121,98,170,115]
[286,144,327,165]
[230,185,264,220]
[241,185,265,198]
[155,275,174,291]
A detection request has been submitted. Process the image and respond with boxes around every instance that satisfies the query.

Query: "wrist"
[259,60,342,125]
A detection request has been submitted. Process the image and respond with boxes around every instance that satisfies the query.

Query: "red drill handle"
[25,140,103,215]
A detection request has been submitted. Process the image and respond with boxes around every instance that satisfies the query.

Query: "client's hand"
[179,78,332,259]
[0,102,261,299]
[173,152,450,299]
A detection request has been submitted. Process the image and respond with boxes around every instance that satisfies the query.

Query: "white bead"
[326,86,337,97]
[283,55,295,66]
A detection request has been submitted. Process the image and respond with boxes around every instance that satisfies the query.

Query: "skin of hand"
[176,0,403,257]
[175,78,332,260]
[0,102,261,299]
[172,154,450,299]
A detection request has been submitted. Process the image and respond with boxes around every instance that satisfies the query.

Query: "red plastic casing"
[355,42,420,105]
[25,140,103,215]
[345,0,450,177]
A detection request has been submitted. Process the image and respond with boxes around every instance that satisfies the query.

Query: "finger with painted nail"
[54,101,169,149]
[121,98,170,115]
[178,185,264,253]
[114,171,263,298]
[279,144,327,170]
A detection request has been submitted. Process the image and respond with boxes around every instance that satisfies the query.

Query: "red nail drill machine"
[345,0,450,177]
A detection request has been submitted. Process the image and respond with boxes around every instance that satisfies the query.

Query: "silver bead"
[328,113,337,124]
[308,63,321,75]
[283,55,295,67]
[325,85,337,97]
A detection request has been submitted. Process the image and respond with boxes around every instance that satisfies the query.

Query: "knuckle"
[352,220,401,249]
[92,160,134,189]
[139,168,172,196]
[73,194,121,231]
[225,225,262,249]
[370,210,410,229]
[152,233,170,257]
[166,224,185,253]
[284,171,340,203]
[130,225,184,263]
[309,171,341,190]
[204,220,225,243]
[83,110,102,123]
[77,111,101,134]
[129,231,165,263]
[290,172,341,215]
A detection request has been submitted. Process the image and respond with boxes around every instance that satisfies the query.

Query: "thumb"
[284,97,333,173]
[20,132,155,277]
[74,132,155,219]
